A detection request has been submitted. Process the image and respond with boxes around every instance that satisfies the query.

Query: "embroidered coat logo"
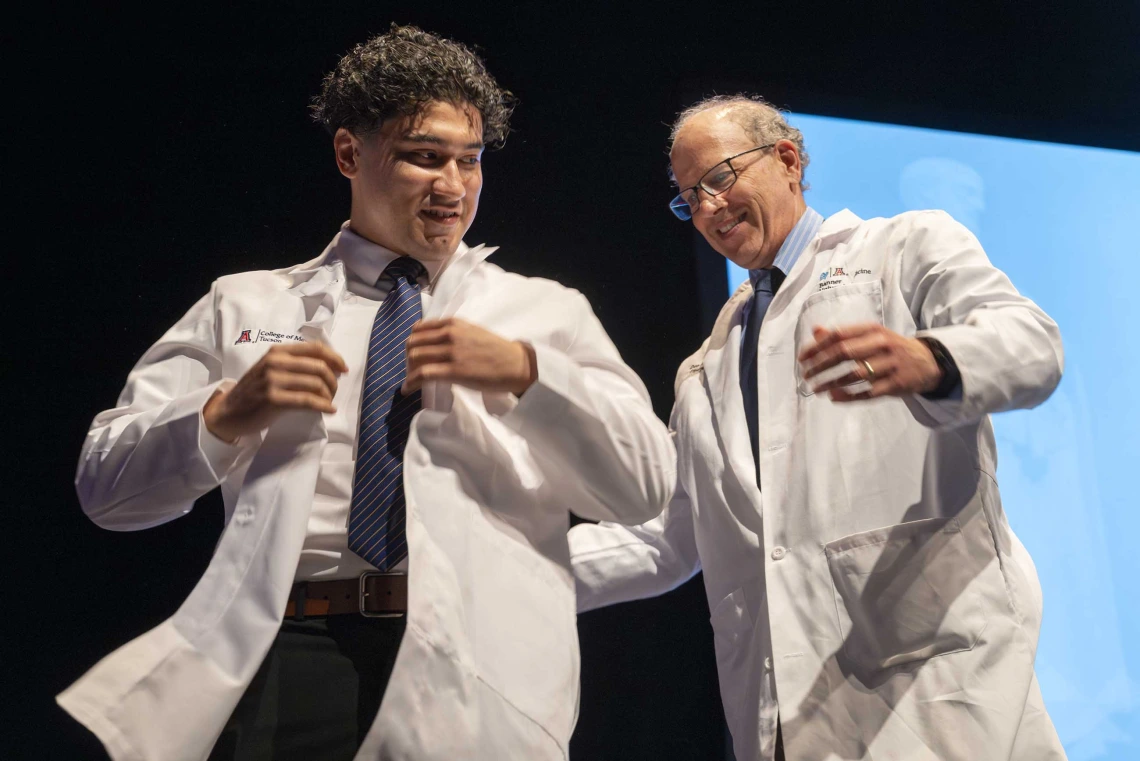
[234,328,305,345]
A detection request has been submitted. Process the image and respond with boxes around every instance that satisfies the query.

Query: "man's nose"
[433,161,466,198]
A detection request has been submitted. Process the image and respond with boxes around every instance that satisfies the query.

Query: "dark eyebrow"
[402,132,484,151]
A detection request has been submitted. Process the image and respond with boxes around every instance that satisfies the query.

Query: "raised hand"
[401,318,536,397]
[204,342,348,441]
[798,324,942,402]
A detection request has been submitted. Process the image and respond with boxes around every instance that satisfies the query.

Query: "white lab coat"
[59,236,675,761]
[570,210,1068,761]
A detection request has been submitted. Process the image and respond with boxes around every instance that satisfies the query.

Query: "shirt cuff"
[196,380,260,482]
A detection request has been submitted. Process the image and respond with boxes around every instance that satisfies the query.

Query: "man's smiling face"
[338,99,484,262]
[670,107,804,271]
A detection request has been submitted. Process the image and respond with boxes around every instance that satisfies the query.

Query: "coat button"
[771,546,786,560]
[763,656,773,672]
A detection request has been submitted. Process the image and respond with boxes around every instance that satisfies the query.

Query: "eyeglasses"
[669,143,775,220]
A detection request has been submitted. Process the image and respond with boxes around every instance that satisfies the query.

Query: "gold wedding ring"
[861,359,876,380]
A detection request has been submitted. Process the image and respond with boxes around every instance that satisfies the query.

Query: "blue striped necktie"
[347,256,426,570]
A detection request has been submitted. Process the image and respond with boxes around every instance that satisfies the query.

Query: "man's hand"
[204,342,348,442]
[402,318,536,396]
[798,324,942,402]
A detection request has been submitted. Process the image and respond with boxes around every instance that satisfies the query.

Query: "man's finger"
[811,355,890,393]
[405,326,454,349]
[410,318,456,333]
[266,388,337,413]
[279,341,348,374]
[401,361,457,394]
[828,376,896,403]
[274,371,336,400]
[797,327,839,363]
[295,341,348,374]
[797,323,880,363]
[812,368,872,395]
[406,345,453,371]
[802,334,889,380]
[273,354,340,396]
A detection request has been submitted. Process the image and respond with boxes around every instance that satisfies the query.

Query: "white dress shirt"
[291,222,451,580]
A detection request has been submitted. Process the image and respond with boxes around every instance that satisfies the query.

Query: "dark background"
[9,2,1139,758]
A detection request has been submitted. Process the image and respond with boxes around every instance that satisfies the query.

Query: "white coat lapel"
[419,242,498,413]
[289,250,349,344]
[425,242,498,320]
[702,285,761,494]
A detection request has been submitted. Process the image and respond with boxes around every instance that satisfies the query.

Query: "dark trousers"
[207,615,406,761]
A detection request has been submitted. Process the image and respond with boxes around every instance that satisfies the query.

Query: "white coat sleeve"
[75,283,256,530]
[896,210,1064,428]
[568,481,701,612]
[499,291,675,525]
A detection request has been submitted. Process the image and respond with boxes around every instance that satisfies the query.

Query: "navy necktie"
[347,256,426,570]
[740,268,785,489]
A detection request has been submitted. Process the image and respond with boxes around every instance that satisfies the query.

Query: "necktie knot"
[770,267,786,294]
[749,266,785,296]
[381,256,427,288]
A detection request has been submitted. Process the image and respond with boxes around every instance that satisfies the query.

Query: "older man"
[59,25,674,761]
[570,95,1067,761]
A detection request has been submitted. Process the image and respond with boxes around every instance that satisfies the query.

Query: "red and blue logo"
[235,329,253,345]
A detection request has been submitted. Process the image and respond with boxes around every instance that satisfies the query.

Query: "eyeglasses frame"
[669,143,777,220]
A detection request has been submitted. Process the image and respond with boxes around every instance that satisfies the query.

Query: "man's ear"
[334,128,361,179]
[774,139,802,186]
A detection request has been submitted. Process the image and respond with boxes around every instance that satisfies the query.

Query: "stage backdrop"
[722,114,1140,761]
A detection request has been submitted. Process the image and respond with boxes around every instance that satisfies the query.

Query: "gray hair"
[669,94,810,191]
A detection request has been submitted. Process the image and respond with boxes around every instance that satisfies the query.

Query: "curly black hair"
[311,23,516,148]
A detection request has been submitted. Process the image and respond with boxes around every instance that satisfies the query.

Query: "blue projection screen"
[725,115,1139,760]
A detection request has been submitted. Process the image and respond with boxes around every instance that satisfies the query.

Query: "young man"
[570,96,1066,761]
[60,25,674,761]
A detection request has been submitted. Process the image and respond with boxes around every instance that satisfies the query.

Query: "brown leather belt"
[285,573,407,619]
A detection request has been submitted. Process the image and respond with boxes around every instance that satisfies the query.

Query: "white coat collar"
[816,208,862,243]
[277,227,495,344]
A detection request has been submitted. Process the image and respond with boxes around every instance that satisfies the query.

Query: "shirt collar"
[749,206,823,290]
[333,221,451,287]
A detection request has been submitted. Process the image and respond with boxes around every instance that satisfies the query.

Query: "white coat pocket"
[824,516,985,678]
[709,586,755,728]
[469,518,578,740]
[795,280,885,396]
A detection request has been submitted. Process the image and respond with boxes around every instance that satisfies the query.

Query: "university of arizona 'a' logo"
[235,329,253,345]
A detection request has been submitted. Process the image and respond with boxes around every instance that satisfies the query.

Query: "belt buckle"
[359,571,406,618]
